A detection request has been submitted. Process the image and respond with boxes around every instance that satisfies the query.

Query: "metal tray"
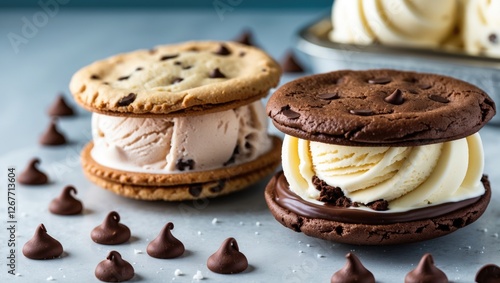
[296,17,500,125]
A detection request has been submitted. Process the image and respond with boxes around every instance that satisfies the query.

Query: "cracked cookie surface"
[267,69,495,146]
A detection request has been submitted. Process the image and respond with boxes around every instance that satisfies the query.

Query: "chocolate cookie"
[267,69,495,146]
[265,69,495,245]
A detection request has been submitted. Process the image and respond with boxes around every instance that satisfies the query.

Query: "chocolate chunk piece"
[313,176,351,208]
[418,83,432,90]
[91,211,131,245]
[209,68,226,79]
[281,50,305,73]
[330,253,375,283]
[91,75,101,80]
[368,77,391,84]
[281,106,300,119]
[22,224,63,260]
[428,94,450,103]
[135,67,143,71]
[147,222,185,259]
[234,30,254,46]
[210,180,226,193]
[366,199,389,211]
[117,93,136,107]
[18,158,48,185]
[176,158,195,171]
[160,54,179,61]
[171,77,184,84]
[476,264,500,283]
[405,254,448,283]
[318,93,339,100]
[489,33,498,44]
[49,185,83,215]
[384,89,404,105]
[95,251,134,282]
[214,44,231,56]
[207,237,248,274]
[349,109,373,116]
[48,94,75,117]
[39,119,67,146]
[117,75,130,81]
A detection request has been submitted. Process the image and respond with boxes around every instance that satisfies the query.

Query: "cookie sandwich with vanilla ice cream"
[70,41,282,201]
[265,69,495,245]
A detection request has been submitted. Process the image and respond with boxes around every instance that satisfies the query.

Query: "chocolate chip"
[149,48,157,54]
[331,253,375,283]
[408,89,419,94]
[95,251,134,282]
[117,93,136,107]
[313,176,351,207]
[182,65,192,70]
[489,33,498,44]
[18,158,48,185]
[234,30,254,46]
[147,222,185,259]
[428,94,449,103]
[174,61,182,65]
[403,77,418,83]
[207,238,248,274]
[176,158,195,171]
[48,94,75,117]
[103,82,109,85]
[368,77,391,84]
[22,224,63,260]
[281,50,304,73]
[349,109,373,116]
[281,106,300,119]
[117,75,130,81]
[188,184,202,197]
[239,51,246,57]
[49,186,83,215]
[40,119,67,146]
[214,44,231,55]
[91,75,101,80]
[418,84,432,90]
[405,254,448,283]
[384,89,404,105]
[318,93,339,100]
[160,54,179,61]
[135,67,143,71]
[91,211,131,245]
[224,146,239,166]
[210,181,226,193]
[171,77,184,84]
[209,68,226,78]
[476,264,500,283]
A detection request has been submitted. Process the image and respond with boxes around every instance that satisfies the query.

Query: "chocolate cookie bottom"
[265,171,491,245]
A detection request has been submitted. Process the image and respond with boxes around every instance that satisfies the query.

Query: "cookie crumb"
[317,254,325,258]
[174,269,183,276]
[46,276,55,281]
[211,218,218,224]
[256,221,262,226]
[255,231,260,235]
[134,249,143,254]
[197,231,202,236]
[299,250,304,253]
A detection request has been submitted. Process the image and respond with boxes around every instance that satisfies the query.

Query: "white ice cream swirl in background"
[91,101,272,173]
[282,133,485,212]
[330,0,458,48]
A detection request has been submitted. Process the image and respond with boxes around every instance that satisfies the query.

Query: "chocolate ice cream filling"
[273,172,488,225]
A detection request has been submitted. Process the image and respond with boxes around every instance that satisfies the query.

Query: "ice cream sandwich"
[70,41,282,200]
[265,69,495,245]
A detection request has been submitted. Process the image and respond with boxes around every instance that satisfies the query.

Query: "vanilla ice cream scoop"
[330,0,458,48]
[91,101,272,173]
[282,133,484,212]
[463,0,500,57]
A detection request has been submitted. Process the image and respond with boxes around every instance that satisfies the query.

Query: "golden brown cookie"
[70,41,281,117]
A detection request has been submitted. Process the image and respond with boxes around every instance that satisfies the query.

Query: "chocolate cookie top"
[70,41,281,117]
[267,69,496,146]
